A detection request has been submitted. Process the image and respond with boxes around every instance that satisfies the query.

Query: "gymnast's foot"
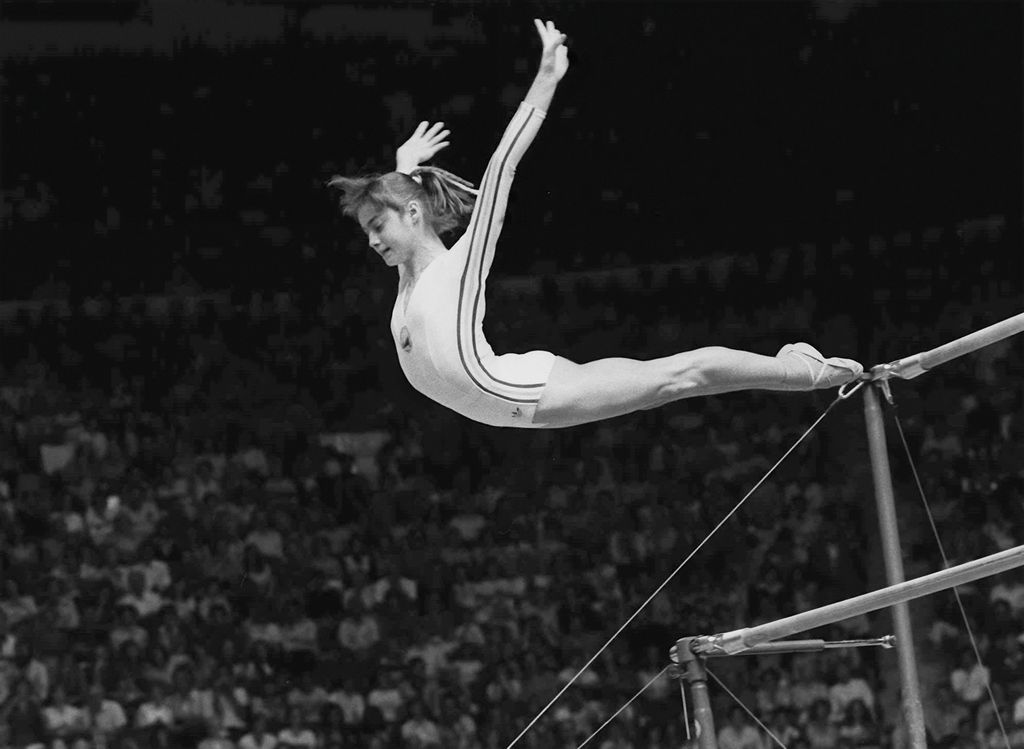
[776,342,864,390]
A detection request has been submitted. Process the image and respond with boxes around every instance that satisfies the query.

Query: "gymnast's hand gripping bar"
[869,311,1024,381]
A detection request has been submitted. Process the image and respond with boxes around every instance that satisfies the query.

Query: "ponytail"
[327,166,478,237]
[408,166,478,235]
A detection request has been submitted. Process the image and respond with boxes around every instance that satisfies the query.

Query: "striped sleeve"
[448,102,550,408]
[453,101,546,283]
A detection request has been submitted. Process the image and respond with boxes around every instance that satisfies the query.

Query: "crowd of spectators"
[0,210,1021,748]
[2,4,1024,749]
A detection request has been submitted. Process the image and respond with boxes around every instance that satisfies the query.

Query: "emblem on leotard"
[399,326,412,352]
[511,407,523,418]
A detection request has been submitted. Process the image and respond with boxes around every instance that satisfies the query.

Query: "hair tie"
[409,170,424,185]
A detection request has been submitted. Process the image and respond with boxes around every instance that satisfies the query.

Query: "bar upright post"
[863,385,927,749]
[676,638,718,749]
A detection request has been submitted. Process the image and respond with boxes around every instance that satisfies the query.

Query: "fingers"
[534,18,558,41]
[414,121,447,138]
[416,122,450,147]
[533,18,567,48]
[426,129,450,147]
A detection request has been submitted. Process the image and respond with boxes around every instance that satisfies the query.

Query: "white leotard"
[390,101,556,428]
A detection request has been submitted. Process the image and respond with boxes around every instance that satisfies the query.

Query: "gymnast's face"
[357,203,419,268]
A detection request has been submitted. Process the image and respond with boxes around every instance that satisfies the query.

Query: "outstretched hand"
[534,18,569,81]
[395,121,451,174]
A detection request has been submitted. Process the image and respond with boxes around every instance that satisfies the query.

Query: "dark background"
[2,0,1020,299]
[0,3,1022,749]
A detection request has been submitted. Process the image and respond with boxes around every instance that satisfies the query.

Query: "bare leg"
[534,345,862,428]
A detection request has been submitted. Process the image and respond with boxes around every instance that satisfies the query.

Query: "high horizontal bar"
[691,544,1024,655]
[871,311,1024,380]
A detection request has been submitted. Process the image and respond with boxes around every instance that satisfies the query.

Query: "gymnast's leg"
[533,344,862,428]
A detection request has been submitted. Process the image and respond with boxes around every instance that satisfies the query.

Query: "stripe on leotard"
[456,104,547,405]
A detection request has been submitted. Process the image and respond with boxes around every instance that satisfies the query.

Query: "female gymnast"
[328,19,863,429]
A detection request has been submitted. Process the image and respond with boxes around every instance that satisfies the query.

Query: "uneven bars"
[871,311,1024,380]
[691,544,1024,655]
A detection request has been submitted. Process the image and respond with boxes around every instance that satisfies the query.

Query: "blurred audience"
[0,8,1022,749]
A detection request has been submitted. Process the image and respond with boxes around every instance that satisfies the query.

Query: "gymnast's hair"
[327,167,478,237]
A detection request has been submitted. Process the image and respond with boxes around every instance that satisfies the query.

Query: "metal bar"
[872,311,1024,380]
[676,638,718,749]
[690,544,1024,655]
[826,635,896,650]
[864,385,927,749]
[711,639,827,656]
[690,636,894,657]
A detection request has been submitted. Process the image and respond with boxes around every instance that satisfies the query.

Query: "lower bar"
[691,543,1024,655]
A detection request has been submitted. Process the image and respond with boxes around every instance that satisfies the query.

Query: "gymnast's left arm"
[491,19,570,171]
[455,19,570,266]
[523,19,570,115]
[393,16,568,181]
